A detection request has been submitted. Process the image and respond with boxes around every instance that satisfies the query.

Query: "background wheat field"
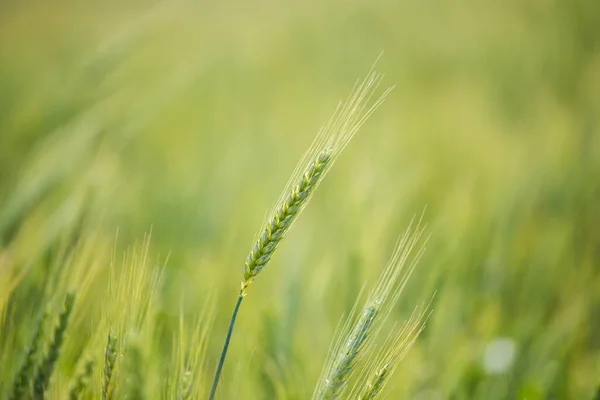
[1,0,600,399]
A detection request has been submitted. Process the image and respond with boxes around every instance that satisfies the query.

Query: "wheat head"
[313,218,427,400]
[240,66,393,293]
[33,293,76,399]
[102,332,118,400]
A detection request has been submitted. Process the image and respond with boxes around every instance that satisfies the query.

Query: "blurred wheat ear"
[313,219,428,400]
[208,63,393,400]
[33,293,76,400]
[168,300,214,399]
[102,332,118,400]
[9,309,50,400]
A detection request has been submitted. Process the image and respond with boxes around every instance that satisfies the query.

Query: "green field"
[1,0,599,398]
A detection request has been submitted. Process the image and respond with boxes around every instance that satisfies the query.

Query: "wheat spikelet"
[313,218,427,400]
[32,293,76,399]
[102,332,119,400]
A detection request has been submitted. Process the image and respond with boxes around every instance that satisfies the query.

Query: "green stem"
[208,292,244,400]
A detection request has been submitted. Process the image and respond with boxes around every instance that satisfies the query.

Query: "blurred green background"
[1,0,599,398]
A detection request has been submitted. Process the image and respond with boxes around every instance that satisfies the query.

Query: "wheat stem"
[208,292,244,400]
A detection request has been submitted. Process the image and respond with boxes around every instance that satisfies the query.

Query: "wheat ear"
[9,309,50,400]
[320,302,380,399]
[177,304,213,400]
[33,293,76,399]
[102,332,119,400]
[208,64,392,400]
[313,219,427,400]
[243,149,332,287]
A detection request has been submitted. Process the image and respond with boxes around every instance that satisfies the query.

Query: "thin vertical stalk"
[208,292,244,400]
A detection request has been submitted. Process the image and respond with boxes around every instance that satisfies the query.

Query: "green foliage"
[319,303,379,399]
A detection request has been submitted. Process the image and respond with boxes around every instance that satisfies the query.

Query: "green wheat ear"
[102,332,119,400]
[313,219,428,400]
[243,149,332,289]
[208,63,393,400]
[10,309,50,400]
[33,293,76,400]
[239,63,392,294]
[319,302,380,399]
